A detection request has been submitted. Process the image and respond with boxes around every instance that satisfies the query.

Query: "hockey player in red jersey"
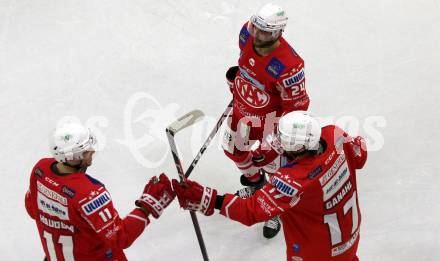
[25,122,175,261]
[222,3,310,238]
[174,111,367,260]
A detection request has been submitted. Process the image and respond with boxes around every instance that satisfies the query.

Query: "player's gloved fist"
[251,146,266,164]
[251,133,284,167]
[172,179,217,216]
[135,173,175,219]
[226,66,239,93]
[347,136,367,169]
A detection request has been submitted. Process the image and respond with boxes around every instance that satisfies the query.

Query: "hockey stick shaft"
[165,101,232,261]
[166,130,210,261]
[185,100,233,178]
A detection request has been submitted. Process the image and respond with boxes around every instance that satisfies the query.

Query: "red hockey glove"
[172,179,217,216]
[251,133,284,167]
[135,173,175,219]
[226,66,239,93]
[346,136,368,169]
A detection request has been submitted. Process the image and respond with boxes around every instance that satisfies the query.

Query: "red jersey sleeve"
[77,187,150,249]
[238,22,251,51]
[25,189,36,220]
[219,171,302,226]
[277,62,310,113]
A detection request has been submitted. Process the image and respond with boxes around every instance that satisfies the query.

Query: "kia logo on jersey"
[235,77,270,108]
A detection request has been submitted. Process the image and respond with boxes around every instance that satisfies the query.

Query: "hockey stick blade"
[167,110,204,134]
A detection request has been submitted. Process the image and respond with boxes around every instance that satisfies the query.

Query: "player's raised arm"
[77,173,175,249]
[173,111,367,260]
[172,172,302,227]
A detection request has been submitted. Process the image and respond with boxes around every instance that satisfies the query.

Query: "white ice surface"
[1,0,440,260]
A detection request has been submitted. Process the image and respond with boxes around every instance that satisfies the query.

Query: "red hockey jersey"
[220,125,367,260]
[232,23,309,126]
[25,158,149,261]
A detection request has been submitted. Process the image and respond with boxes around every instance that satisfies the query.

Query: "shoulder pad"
[33,167,45,178]
[280,66,305,89]
[85,174,105,188]
[33,158,58,178]
[322,125,346,151]
[288,44,299,57]
[239,24,250,47]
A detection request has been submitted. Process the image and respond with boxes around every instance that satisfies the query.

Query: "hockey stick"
[166,100,232,261]
[166,109,209,261]
[167,109,205,182]
[184,100,233,178]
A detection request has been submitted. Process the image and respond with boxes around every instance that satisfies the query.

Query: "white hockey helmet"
[278,111,321,152]
[249,3,288,36]
[50,122,97,163]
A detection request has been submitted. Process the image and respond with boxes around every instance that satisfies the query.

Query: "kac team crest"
[235,76,270,108]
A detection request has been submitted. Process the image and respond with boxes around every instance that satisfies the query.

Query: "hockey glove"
[135,173,175,219]
[172,179,217,216]
[226,66,239,93]
[345,135,368,169]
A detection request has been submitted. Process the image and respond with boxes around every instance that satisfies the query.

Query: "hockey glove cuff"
[226,66,239,93]
[172,179,217,216]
